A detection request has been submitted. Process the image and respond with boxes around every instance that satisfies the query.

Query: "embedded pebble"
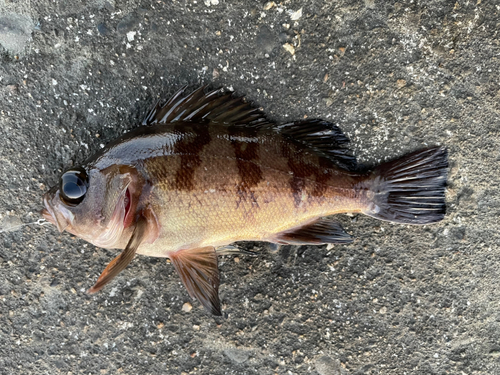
[256,25,277,55]
[116,13,140,34]
[0,13,34,55]
[97,23,109,36]
[315,356,343,375]
[224,348,251,364]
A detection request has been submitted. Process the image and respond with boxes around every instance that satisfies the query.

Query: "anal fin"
[169,247,222,316]
[216,245,258,257]
[87,216,148,294]
[274,218,353,245]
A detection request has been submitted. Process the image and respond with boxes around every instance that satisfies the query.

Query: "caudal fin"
[364,147,448,224]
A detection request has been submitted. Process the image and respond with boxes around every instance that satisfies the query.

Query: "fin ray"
[169,247,221,316]
[87,216,148,293]
[277,119,357,170]
[142,87,357,169]
[215,245,258,256]
[274,218,353,245]
[142,86,269,127]
[365,147,448,224]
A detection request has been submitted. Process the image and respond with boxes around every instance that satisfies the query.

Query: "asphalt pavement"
[0,0,499,374]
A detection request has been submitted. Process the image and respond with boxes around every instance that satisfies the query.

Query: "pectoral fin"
[274,218,353,245]
[87,217,147,294]
[169,246,221,316]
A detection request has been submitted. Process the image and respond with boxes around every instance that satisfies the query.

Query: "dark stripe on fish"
[174,124,211,191]
[281,141,305,208]
[284,143,332,208]
[228,126,263,207]
[311,158,332,199]
[287,159,307,208]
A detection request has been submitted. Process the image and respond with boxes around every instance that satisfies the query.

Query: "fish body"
[42,87,448,315]
[90,124,365,255]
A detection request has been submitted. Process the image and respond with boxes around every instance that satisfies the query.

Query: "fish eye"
[60,168,89,206]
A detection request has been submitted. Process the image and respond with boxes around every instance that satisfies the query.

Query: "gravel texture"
[0,0,499,374]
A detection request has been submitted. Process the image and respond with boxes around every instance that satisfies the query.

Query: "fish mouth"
[41,195,58,230]
[42,193,69,233]
[41,207,55,225]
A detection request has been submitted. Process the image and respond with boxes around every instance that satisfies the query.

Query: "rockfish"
[42,86,448,315]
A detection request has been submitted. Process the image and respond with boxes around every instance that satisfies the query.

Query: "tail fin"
[364,147,448,224]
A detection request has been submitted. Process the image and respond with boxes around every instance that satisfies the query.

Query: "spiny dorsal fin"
[142,86,270,127]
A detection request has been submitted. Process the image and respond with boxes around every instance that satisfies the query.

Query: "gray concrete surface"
[0,0,499,374]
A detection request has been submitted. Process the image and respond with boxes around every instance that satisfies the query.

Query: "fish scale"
[42,86,448,316]
[137,125,362,249]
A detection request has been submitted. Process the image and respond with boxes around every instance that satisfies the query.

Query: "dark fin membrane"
[143,87,357,168]
[365,147,448,224]
[277,120,357,170]
[142,85,271,127]
[87,216,147,294]
[274,218,353,245]
[169,246,222,316]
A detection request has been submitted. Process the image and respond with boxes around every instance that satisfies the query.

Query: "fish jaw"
[42,189,73,233]
[41,206,59,229]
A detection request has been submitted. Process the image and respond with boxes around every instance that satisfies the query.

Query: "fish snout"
[41,207,55,225]
[42,193,67,232]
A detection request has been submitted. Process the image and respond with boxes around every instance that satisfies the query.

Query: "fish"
[42,86,448,316]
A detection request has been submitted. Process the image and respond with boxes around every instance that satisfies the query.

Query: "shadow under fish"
[41,86,448,316]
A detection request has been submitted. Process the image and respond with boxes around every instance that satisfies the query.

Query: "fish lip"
[42,194,66,232]
[41,207,54,224]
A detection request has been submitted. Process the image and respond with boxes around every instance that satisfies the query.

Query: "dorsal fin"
[277,119,357,170]
[142,85,270,127]
[142,87,357,170]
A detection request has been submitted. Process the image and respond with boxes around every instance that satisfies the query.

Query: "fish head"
[42,164,135,249]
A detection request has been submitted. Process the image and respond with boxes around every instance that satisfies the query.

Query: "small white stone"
[126,31,136,42]
[263,2,276,10]
[283,43,295,55]
[289,8,302,21]
[182,302,193,312]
